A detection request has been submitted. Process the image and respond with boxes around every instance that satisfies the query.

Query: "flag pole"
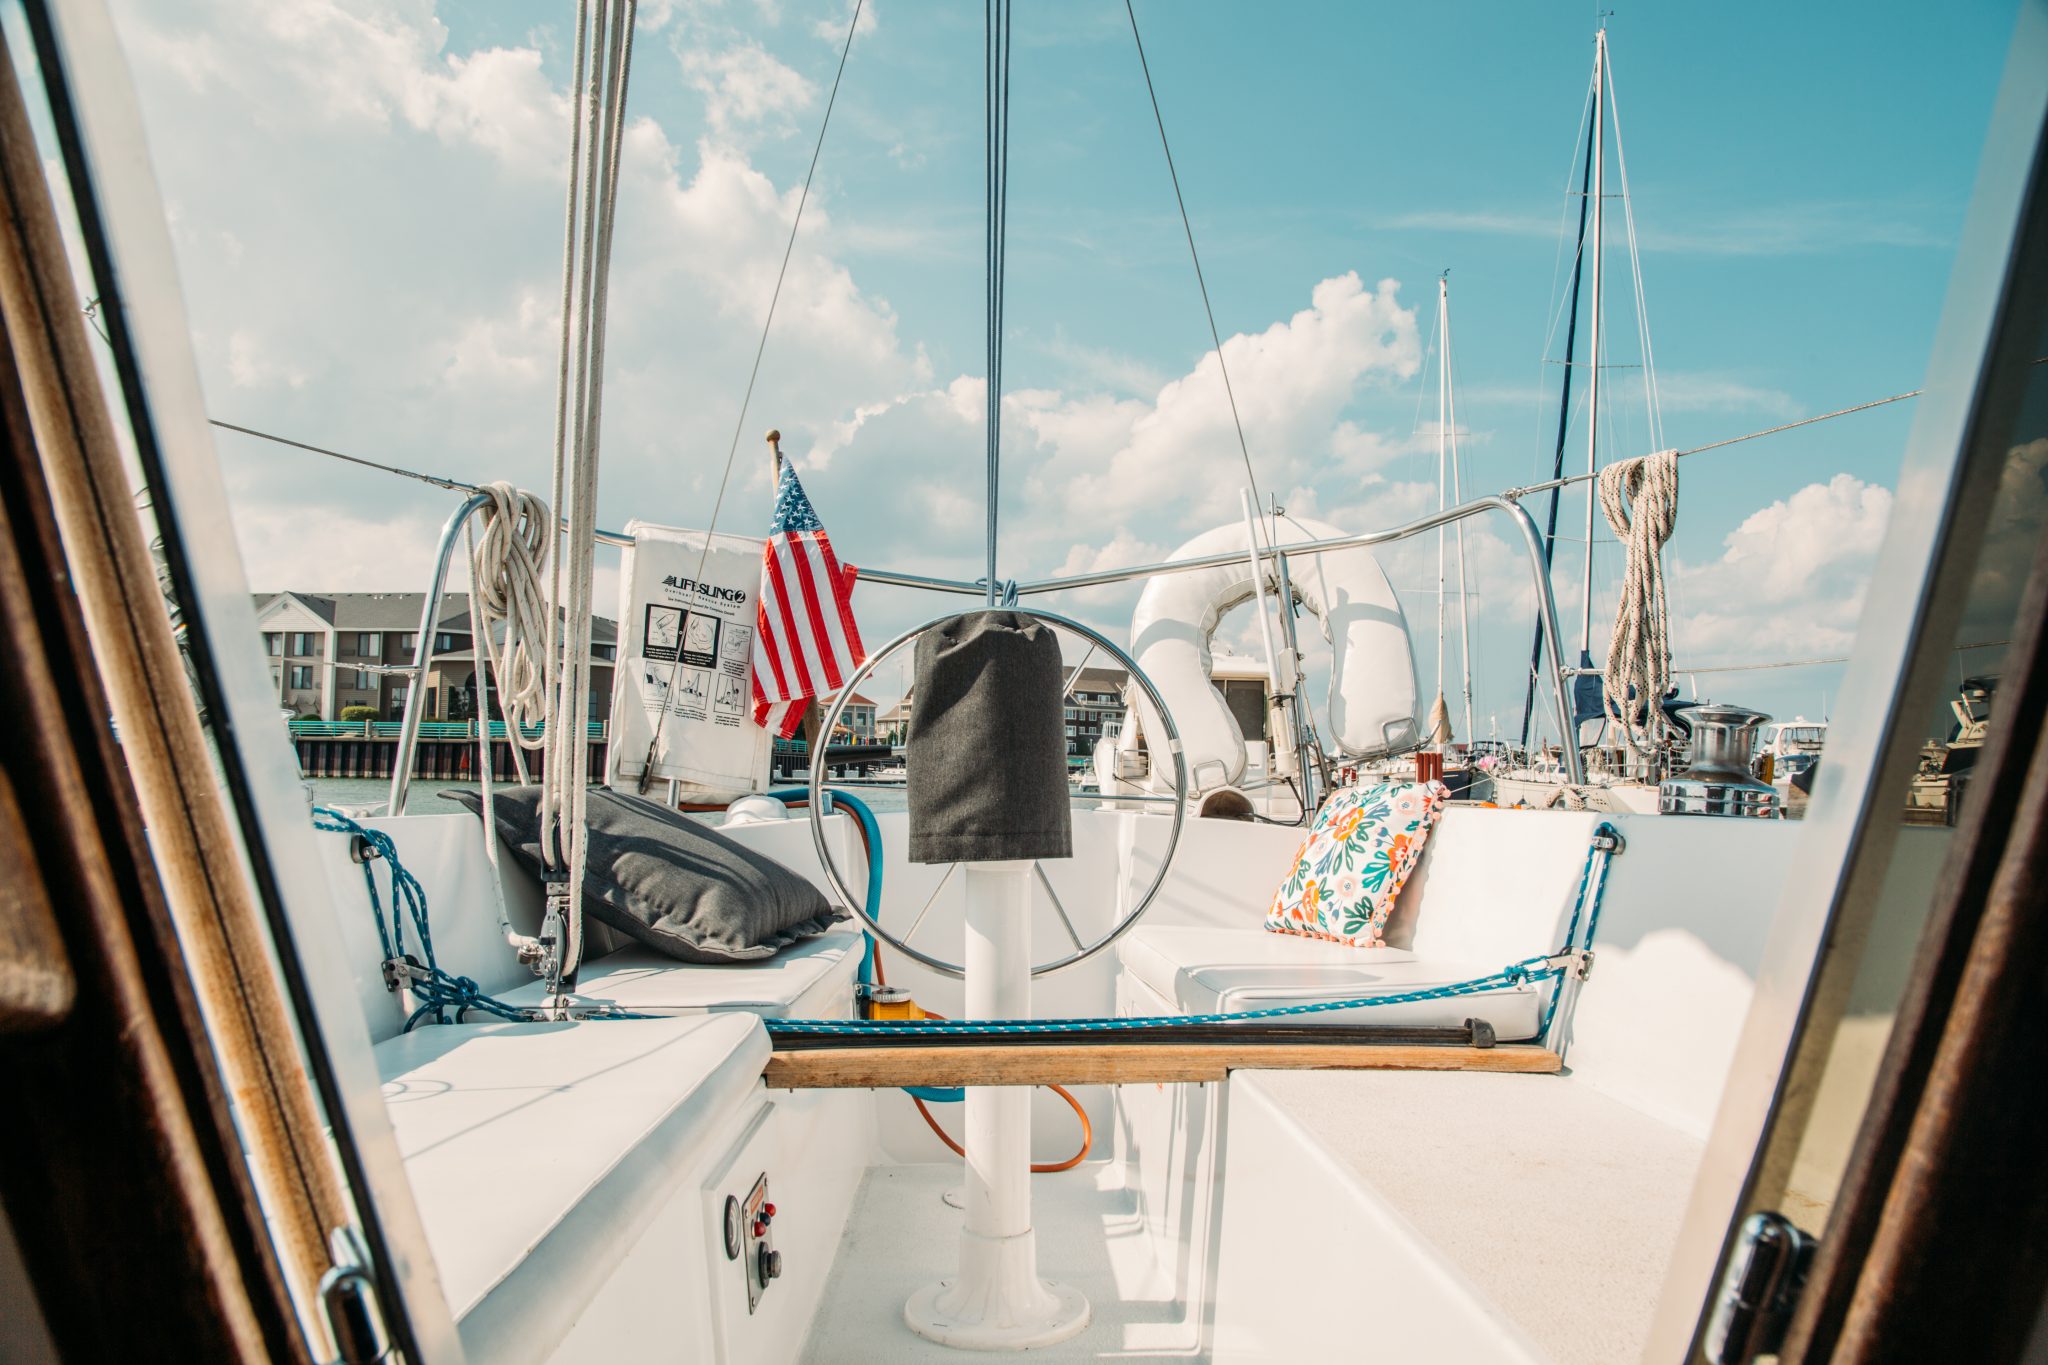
[767,427,821,746]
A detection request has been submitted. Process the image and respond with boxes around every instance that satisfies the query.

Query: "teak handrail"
[765,1041,1562,1089]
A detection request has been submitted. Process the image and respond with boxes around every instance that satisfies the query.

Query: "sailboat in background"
[1417,273,1495,802]
[1493,22,1681,814]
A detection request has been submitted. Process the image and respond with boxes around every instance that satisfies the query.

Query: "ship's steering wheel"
[806,606,1188,979]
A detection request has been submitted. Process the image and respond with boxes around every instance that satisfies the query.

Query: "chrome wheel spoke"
[1033,860,1085,951]
[899,862,959,946]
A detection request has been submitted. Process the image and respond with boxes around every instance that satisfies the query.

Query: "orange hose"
[901,1006,1093,1173]
[912,1084,1093,1174]
[743,794,1095,1172]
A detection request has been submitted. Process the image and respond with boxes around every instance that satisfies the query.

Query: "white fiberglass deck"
[330,803,1820,1363]
[801,1163,1198,1365]
[1231,1069,1703,1363]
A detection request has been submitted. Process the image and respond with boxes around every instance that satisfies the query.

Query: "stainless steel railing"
[383,487,1586,810]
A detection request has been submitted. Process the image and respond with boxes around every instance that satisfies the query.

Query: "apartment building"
[253,591,618,723]
[1064,666,1128,759]
[869,669,1125,759]
[823,690,879,744]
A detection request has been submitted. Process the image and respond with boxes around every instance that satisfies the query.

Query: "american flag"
[752,462,866,738]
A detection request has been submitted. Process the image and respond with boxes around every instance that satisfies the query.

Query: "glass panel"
[1776,306,2048,1230]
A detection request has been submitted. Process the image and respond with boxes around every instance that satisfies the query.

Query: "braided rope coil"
[467,482,554,749]
[1597,450,1678,755]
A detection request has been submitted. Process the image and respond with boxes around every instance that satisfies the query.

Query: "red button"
[763,1203,778,1217]
[752,1220,766,1237]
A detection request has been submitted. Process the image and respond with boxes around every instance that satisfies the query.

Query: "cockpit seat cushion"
[1265,780,1449,947]
[444,786,842,963]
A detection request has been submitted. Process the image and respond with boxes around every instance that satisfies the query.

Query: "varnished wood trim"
[764,1042,1561,1089]
[0,765,72,1031]
[0,25,308,1363]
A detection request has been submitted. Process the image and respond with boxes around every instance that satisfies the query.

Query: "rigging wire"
[1520,83,1599,747]
[1602,49,1665,452]
[635,0,864,784]
[206,383,1929,547]
[698,0,863,552]
[209,419,480,493]
[985,0,1012,602]
[1123,0,1265,539]
[1531,67,1600,481]
[1503,387,1923,500]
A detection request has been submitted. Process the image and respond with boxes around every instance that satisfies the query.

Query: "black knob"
[760,1247,784,1281]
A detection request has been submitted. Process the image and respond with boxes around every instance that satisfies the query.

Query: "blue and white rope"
[772,819,1624,1043]
[315,793,1620,1051]
[314,807,534,1031]
[1539,820,1619,1039]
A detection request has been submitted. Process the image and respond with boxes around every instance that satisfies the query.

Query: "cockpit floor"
[800,1162,1204,1363]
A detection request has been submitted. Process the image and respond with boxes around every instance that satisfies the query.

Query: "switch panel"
[740,1172,777,1314]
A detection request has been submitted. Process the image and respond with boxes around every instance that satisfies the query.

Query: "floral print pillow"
[1265,780,1450,947]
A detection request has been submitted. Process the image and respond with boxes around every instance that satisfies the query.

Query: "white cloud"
[681,42,813,140]
[117,0,920,559]
[1670,473,1894,660]
[113,1,1918,746]
[1383,201,1947,256]
[1655,373,1800,419]
[1051,272,1421,528]
[811,0,877,44]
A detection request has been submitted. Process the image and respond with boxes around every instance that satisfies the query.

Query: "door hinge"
[1705,1210,1818,1365]
[319,1226,393,1364]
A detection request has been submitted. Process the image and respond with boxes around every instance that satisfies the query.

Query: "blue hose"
[769,787,965,1104]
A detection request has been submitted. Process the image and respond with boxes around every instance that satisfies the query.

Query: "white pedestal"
[904,861,1090,1350]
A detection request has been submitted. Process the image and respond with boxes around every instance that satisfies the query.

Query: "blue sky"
[111,0,2021,737]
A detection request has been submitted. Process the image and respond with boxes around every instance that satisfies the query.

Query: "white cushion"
[494,928,864,1019]
[377,1013,767,1360]
[1119,925,1545,1039]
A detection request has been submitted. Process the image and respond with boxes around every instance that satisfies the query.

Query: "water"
[305,776,913,816]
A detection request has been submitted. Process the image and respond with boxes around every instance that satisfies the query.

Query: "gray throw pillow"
[442,786,843,963]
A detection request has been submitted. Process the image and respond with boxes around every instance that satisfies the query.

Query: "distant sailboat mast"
[1517,41,1598,750]
[1435,277,1450,745]
[1580,24,1608,673]
[1444,279,1475,746]
[1434,273,1475,750]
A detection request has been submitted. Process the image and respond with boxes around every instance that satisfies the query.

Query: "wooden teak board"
[763,1042,1562,1089]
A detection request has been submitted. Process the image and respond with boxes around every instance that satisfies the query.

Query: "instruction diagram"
[643,604,683,663]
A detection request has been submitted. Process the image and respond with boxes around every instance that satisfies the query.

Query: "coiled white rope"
[1547,784,1590,812]
[468,482,553,760]
[465,482,551,962]
[1597,449,1678,755]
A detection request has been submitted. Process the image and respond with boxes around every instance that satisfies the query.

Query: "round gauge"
[722,1195,742,1260]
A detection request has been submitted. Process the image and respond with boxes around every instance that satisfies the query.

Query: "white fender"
[1116,516,1418,792]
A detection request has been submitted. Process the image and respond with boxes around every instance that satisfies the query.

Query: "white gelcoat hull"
[331,805,1831,1363]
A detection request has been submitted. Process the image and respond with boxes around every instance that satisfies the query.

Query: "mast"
[1517,54,1598,748]
[1444,278,1475,745]
[1580,25,1608,658]
[1436,276,1449,732]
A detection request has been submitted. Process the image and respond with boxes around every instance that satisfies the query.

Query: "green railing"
[289,719,608,740]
